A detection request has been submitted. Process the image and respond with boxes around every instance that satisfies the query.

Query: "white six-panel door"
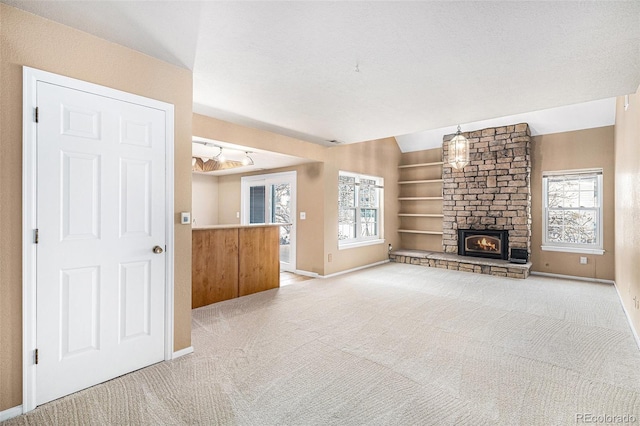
[34,81,167,405]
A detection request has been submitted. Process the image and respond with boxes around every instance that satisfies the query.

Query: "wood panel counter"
[192,224,280,308]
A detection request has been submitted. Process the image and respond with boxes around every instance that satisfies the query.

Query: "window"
[249,186,266,224]
[542,169,604,254]
[338,171,384,248]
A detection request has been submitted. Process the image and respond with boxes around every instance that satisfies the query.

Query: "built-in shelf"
[398,229,443,235]
[398,179,444,184]
[398,161,444,169]
[398,155,445,250]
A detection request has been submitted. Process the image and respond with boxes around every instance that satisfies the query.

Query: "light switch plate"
[300,212,306,220]
[180,212,191,224]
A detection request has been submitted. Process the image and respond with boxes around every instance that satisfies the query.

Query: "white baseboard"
[0,405,22,421]
[530,271,615,285]
[172,346,194,359]
[294,269,319,278]
[321,259,390,279]
[611,281,640,351]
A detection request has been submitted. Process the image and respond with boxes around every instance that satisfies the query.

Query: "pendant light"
[448,125,469,169]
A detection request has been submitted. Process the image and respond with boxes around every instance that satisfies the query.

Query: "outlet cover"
[580,256,587,264]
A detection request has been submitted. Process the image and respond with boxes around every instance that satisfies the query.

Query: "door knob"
[153,246,164,254]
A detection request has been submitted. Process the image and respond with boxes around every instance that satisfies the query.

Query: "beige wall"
[192,174,219,226]
[193,113,326,163]
[217,175,243,225]
[0,5,193,410]
[323,138,402,275]
[217,163,325,275]
[295,162,326,274]
[530,127,615,280]
[614,87,640,338]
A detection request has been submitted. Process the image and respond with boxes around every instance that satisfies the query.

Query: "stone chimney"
[442,123,532,255]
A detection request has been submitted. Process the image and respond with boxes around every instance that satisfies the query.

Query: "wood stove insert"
[458,229,509,260]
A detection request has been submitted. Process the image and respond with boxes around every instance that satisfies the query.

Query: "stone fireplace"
[390,123,533,279]
[443,124,532,259]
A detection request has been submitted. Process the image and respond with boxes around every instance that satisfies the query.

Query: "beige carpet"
[4,263,640,425]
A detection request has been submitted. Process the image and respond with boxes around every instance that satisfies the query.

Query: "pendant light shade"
[448,125,469,170]
[215,147,226,163]
[241,152,254,166]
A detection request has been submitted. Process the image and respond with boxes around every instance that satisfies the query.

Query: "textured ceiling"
[6,1,640,147]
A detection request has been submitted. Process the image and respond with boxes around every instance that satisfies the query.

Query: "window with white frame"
[542,169,603,254]
[338,171,384,248]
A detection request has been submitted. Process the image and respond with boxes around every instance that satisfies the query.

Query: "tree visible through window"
[338,171,383,246]
[543,169,603,252]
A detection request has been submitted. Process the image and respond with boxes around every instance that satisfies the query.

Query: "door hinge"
[34,229,39,244]
[35,107,39,123]
[35,349,39,365]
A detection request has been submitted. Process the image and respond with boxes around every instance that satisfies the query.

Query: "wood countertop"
[192,223,283,230]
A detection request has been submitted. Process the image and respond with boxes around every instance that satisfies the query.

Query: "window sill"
[541,246,605,255]
[339,238,385,250]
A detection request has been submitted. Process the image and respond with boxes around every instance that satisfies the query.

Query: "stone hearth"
[389,249,531,279]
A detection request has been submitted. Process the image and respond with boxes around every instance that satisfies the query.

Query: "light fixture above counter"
[191,136,313,176]
[192,139,255,173]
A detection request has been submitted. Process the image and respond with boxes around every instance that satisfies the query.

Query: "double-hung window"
[542,169,604,254]
[338,171,384,248]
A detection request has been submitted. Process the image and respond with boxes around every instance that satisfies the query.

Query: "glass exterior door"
[242,172,296,272]
[271,183,292,265]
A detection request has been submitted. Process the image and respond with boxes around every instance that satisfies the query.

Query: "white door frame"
[241,171,297,272]
[21,67,175,413]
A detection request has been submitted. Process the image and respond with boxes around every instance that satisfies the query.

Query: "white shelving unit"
[398,160,444,251]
